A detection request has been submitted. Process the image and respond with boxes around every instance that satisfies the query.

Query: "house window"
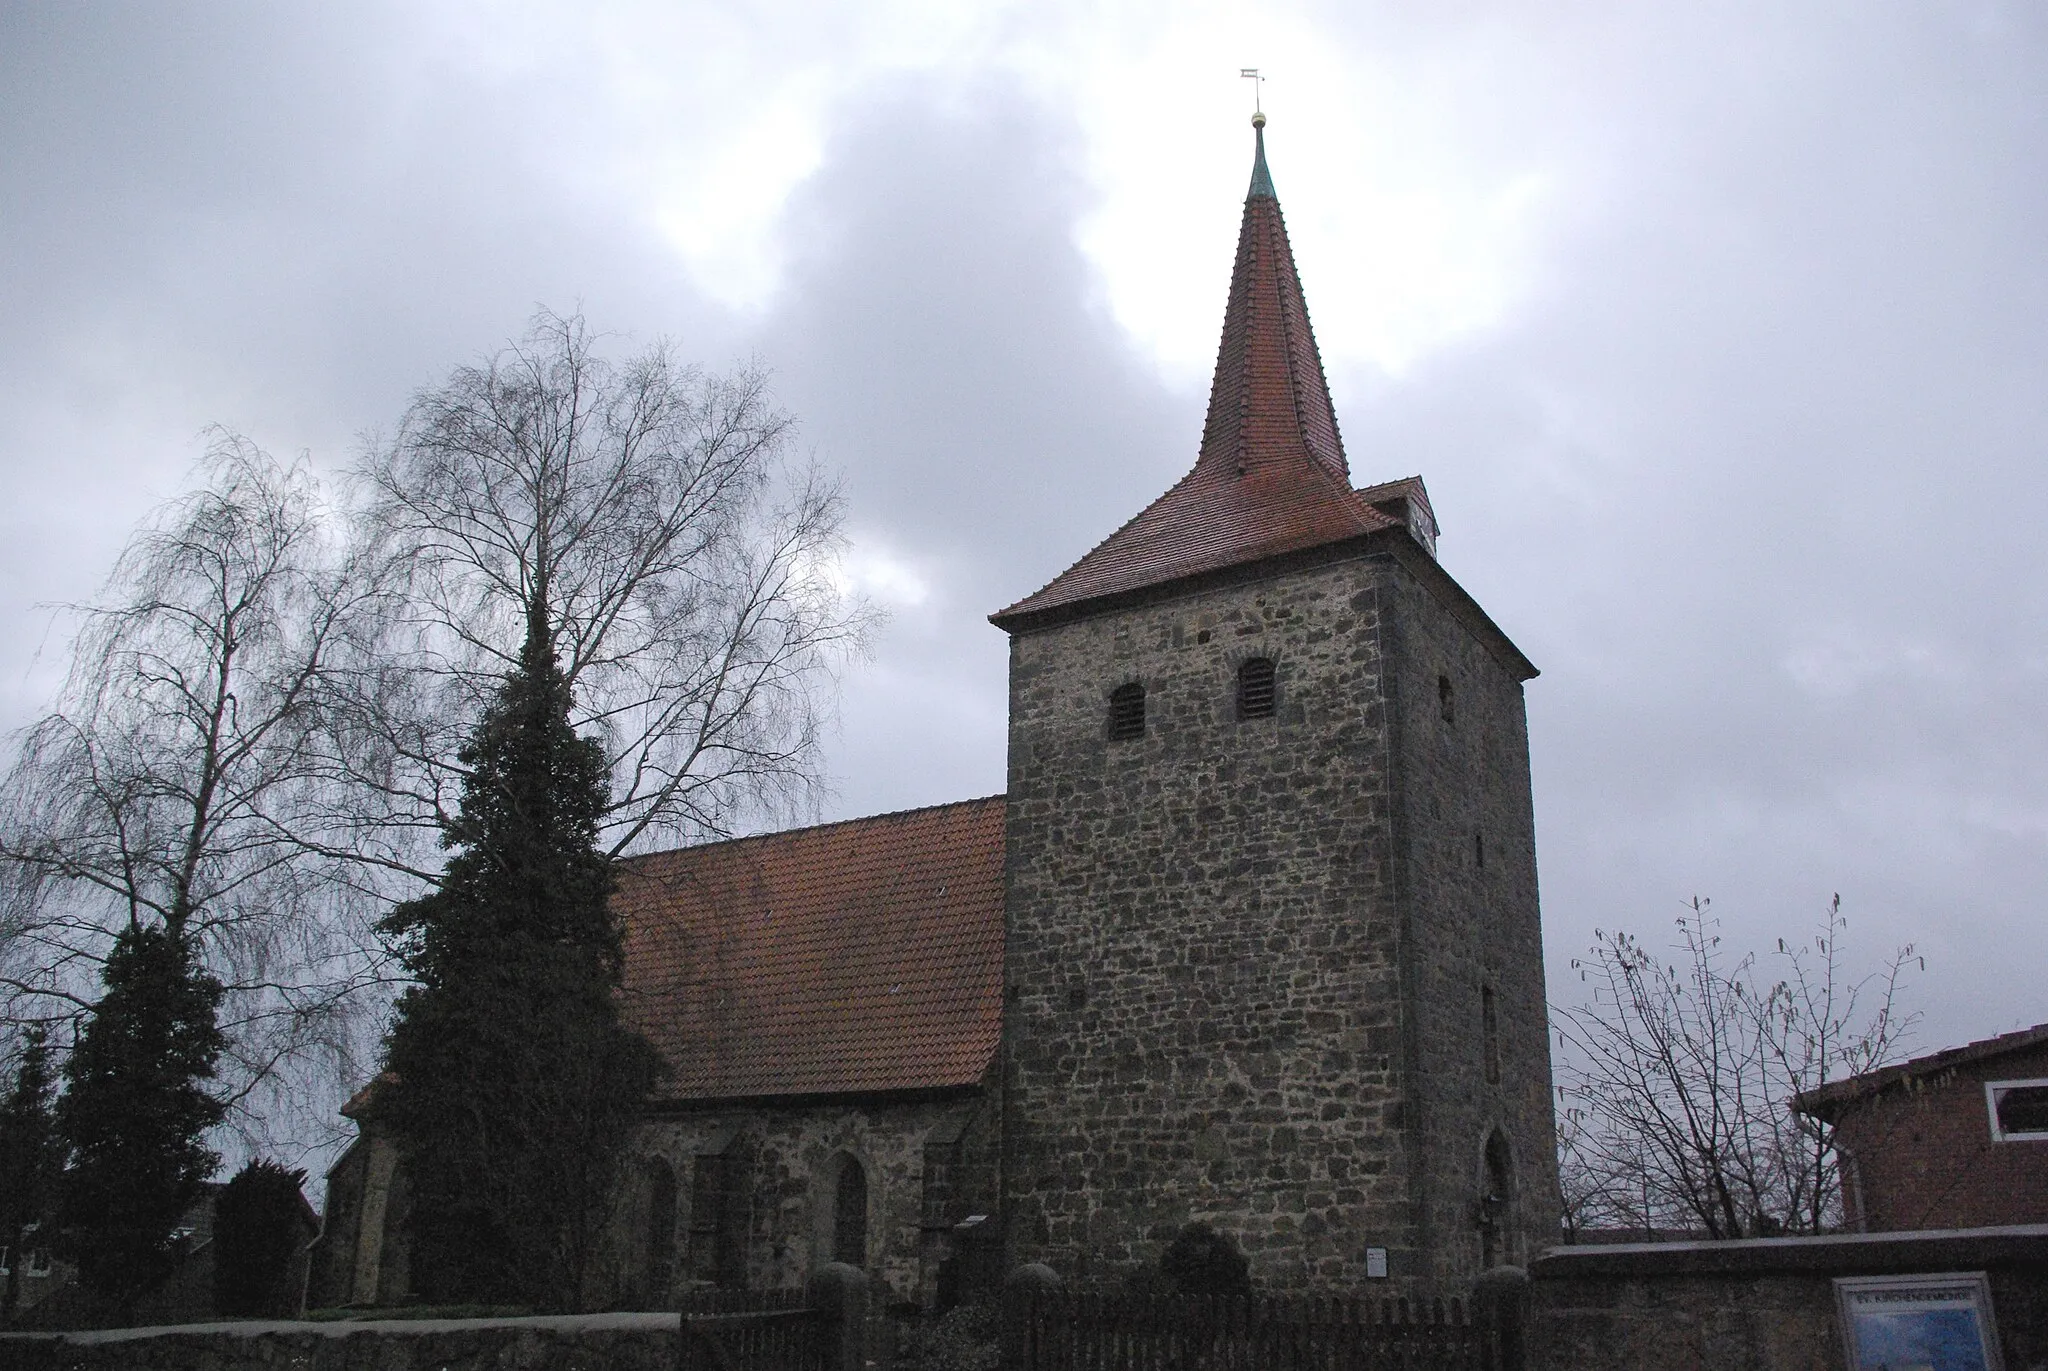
[1236,658,1276,719]
[1481,985,1502,1086]
[1987,1079,2048,1141]
[1108,683,1146,741]
[25,1249,50,1278]
[832,1155,869,1267]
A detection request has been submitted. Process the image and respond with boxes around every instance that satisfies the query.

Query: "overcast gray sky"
[4,1,2044,1068]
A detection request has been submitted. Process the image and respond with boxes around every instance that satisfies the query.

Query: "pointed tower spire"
[993,116,1403,631]
[1198,111,1348,485]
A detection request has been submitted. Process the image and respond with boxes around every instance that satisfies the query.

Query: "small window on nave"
[832,1154,869,1267]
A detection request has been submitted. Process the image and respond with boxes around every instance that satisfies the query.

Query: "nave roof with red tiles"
[614,796,1006,1104]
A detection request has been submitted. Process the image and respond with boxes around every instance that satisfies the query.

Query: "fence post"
[1002,1262,1063,1371]
[808,1261,869,1371]
[1473,1265,1530,1371]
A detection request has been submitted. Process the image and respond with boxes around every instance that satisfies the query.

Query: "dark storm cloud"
[1332,5,2048,1048]
[2,0,2045,1074]
[0,2,740,715]
[756,91,1193,816]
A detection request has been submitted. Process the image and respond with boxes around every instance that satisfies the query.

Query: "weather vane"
[1240,68,1265,124]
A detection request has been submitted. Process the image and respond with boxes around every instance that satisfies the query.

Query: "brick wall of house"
[1000,543,1550,1294]
[1833,1040,2048,1230]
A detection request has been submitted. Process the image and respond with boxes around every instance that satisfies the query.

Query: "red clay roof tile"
[615,796,1005,1103]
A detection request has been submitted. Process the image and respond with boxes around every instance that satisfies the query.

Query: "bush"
[1158,1223,1250,1297]
[213,1160,308,1317]
[897,1300,1000,1371]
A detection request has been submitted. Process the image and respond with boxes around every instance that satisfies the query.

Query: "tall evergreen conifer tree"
[0,1027,58,1324]
[379,598,660,1308]
[57,926,226,1306]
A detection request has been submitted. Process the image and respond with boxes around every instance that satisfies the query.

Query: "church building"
[311,117,1558,1310]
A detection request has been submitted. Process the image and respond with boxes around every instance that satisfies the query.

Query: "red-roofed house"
[1795,1023,2048,1232]
[317,116,1555,1311]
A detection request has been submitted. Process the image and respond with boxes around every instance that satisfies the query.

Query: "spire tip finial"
[1251,110,1266,129]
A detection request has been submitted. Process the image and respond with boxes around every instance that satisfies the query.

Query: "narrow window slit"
[1108,682,1146,741]
[1237,657,1277,720]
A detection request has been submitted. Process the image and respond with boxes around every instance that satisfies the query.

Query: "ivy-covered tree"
[0,1026,58,1324]
[57,925,225,1306]
[377,601,661,1308]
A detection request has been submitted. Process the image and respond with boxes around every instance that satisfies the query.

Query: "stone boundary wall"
[1528,1224,2048,1371]
[0,1311,681,1371]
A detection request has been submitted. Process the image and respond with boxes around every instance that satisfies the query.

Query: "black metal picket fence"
[1004,1290,1520,1371]
[674,1286,834,1371]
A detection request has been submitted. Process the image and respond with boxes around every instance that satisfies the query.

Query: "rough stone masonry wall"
[630,1092,995,1307]
[1,1314,679,1371]
[1527,1228,2048,1371]
[1383,566,1559,1283]
[1002,556,1415,1291]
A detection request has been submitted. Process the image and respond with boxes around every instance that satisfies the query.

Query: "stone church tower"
[991,118,1559,1294]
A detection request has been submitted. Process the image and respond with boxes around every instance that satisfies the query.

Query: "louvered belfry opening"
[1107,682,1146,741]
[1237,657,1277,719]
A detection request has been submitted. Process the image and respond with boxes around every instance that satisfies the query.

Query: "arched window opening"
[646,1158,677,1296]
[1438,674,1456,725]
[1480,1130,1515,1268]
[1236,658,1277,720]
[1108,683,1146,741]
[832,1155,868,1268]
[689,1149,744,1287]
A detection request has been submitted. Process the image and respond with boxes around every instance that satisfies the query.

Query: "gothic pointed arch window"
[832,1154,868,1268]
[645,1157,677,1296]
[688,1140,745,1287]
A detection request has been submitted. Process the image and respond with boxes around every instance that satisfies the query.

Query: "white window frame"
[1985,1077,2048,1142]
[25,1248,51,1278]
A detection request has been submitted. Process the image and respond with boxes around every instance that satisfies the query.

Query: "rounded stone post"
[808,1261,870,1371]
[1473,1264,1531,1371]
[1002,1263,1063,1371]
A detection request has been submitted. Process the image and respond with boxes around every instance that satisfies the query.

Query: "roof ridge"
[1795,1020,2048,1114]
[620,793,1006,867]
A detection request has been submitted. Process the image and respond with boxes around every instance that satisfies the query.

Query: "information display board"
[1835,1272,2004,1371]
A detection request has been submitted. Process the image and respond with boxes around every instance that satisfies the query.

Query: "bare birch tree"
[332,309,872,874]
[0,435,388,1157]
[1554,896,1919,1238]
[0,312,870,1169]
